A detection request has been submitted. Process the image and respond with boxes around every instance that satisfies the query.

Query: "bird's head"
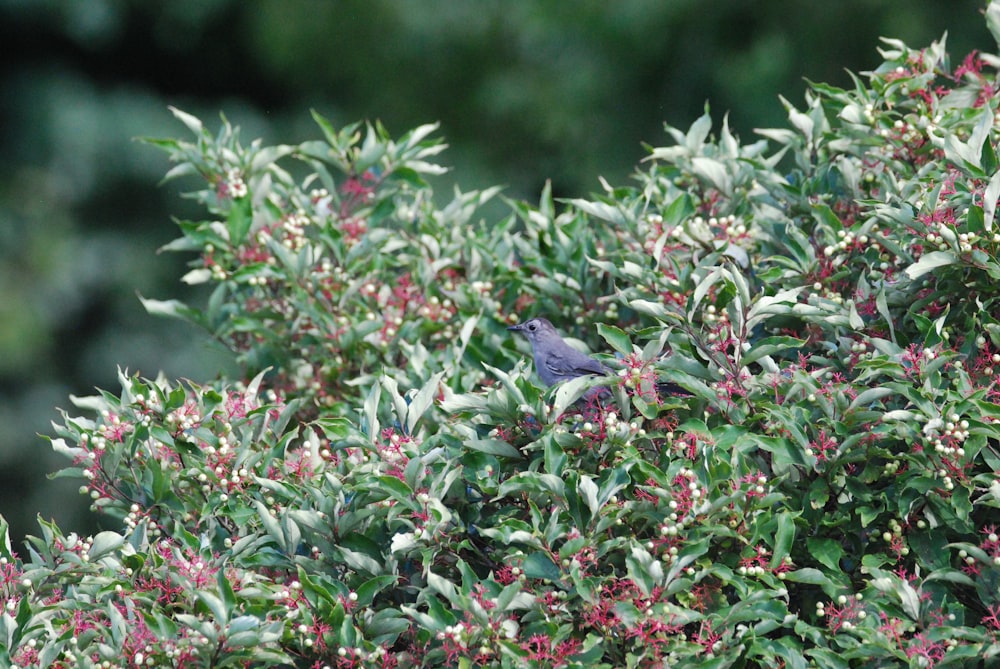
[507,317,557,343]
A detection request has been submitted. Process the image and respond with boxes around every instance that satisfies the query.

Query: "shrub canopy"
[5,4,1000,668]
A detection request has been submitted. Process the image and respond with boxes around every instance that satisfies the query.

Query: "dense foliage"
[2,0,993,567]
[6,6,1000,667]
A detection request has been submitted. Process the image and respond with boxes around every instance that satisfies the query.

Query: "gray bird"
[507,317,609,386]
[507,317,690,396]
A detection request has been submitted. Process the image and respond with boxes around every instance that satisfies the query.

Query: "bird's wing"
[544,349,608,379]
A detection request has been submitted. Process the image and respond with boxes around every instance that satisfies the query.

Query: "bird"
[507,317,689,397]
[507,317,609,386]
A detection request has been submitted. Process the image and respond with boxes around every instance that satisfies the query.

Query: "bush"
[6,5,1000,667]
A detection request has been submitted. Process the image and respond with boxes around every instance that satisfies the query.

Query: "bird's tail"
[655,379,692,397]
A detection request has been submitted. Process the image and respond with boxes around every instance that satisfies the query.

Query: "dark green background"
[0,0,989,544]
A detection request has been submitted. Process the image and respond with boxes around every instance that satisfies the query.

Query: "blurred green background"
[0,0,990,545]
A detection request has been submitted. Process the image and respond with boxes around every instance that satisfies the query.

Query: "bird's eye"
[528,323,536,331]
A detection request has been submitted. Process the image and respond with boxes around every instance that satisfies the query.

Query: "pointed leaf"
[904,251,957,279]
[596,323,633,355]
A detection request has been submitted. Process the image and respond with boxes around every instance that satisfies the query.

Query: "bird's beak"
[507,323,525,332]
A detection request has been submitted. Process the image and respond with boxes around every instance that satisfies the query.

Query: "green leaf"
[253,500,286,553]
[355,575,402,607]
[198,591,228,627]
[782,568,839,591]
[904,250,957,279]
[498,472,566,499]
[751,434,808,474]
[464,438,521,458]
[597,466,632,510]
[745,287,806,332]
[218,568,237,618]
[848,387,895,411]
[578,475,600,517]
[804,647,850,669]
[362,381,382,442]
[366,608,413,644]
[169,106,206,137]
[522,551,560,581]
[662,193,695,225]
[372,475,414,502]
[951,484,972,522]
[406,371,444,434]
[923,568,975,587]
[749,638,807,669]
[0,517,13,561]
[356,123,388,172]
[742,336,804,366]
[875,288,895,343]
[566,198,627,225]
[626,544,663,597]
[868,568,921,620]
[137,296,201,323]
[550,375,605,424]
[806,537,844,572]
[250,144,296,173]
[970,203,987,234]
[338,546,382,576]
[628,298,673,320]
[770,511,797,569]
[596,323,633,355]
[426,570,460,606]
[88,531,124,561]
[988,0,1000,50]
[227,196,253,245]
